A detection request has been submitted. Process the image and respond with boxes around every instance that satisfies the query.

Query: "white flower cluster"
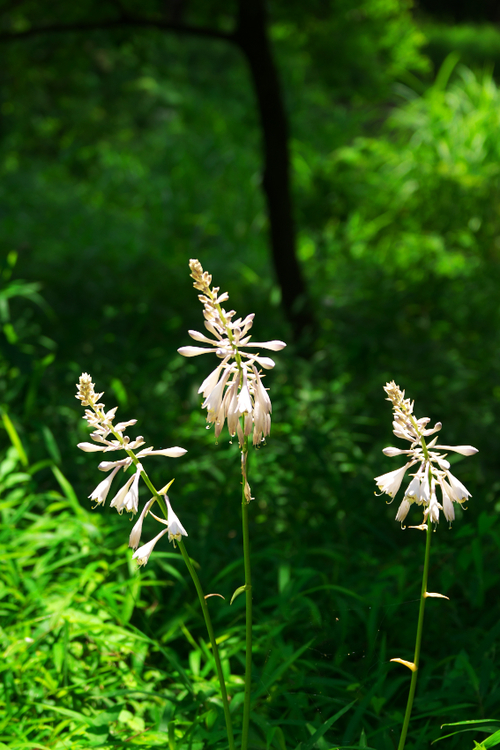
[375,381,478,525]
[76,372,187,564]
[178,259,286,447]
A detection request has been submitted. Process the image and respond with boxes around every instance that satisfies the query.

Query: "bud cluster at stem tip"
[374,381,478,526]
[178,259,286,447]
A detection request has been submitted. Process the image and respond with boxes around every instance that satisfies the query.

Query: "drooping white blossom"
[166,497,188,543]
[109,473,136,515]
[129,498,156,550]
[132,528,169,566]
[88,465,121,506]
[376,381,477,526]
[375,463,416,499]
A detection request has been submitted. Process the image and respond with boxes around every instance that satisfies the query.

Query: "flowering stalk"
[375,382,478,750]
[240,435,252,750]
[396,521,432,750]
[177,538,236,750]
[76,373,235,750]
[179,260,286,750]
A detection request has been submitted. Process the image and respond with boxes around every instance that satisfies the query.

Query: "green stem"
[241,437,252,750]
[178,540,236,750]
[99,416,235,750]
[397,520,432,750]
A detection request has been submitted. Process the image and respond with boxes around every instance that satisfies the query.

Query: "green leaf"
[51,464,87,519]
[294,702,356,750]
[253,640,315,702]
[0,410,28,466]
[168,720,176,750]
[230,584,249,605]
[434,723,500,744]
[483,730,500,748]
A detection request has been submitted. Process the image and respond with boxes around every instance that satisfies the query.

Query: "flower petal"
[188,329,218,345]
[166,497,188,542]
[77,442,107,452]
[136,446,187,458]
[177,346,215,357]
[245,340,287,351]
[434,444,478,456]
[132,528,169,566]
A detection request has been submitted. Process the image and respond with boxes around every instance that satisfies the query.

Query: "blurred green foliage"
[1,4,500,748]
[422,22,500,74]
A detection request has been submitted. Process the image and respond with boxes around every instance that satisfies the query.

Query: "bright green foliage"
[299,64,500,283]
[271,0,429,102]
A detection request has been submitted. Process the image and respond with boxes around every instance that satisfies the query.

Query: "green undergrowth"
[1,416,500,749]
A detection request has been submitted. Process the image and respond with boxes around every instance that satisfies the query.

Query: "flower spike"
[376,381,477,526]
[76,373,187,564]
[178,259,286,447]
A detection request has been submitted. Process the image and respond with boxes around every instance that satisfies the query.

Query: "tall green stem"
[178,540,236,750]
[104,416,236,750]
[241,437,252,750]
[397,520,432,750]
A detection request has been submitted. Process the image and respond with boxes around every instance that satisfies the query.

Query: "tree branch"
[0,15,233,44]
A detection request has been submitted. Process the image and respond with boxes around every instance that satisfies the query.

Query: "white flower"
[395,498,411,523]
[98,457,132,472]
[445,471,471,503]
[109,474,135,514]
[378,381,477,525]
[88,465,121,506]
[76,374,186,461]
[166,497,188,543]
[132,528,169,566]
[424,485,442,524]
[202,368,232,424]
[136,446,187,458]
[440,481,455,522]
[434,445,478,456]
[404,475,421,502]
[419,471,431,505]
[375,462,414,499]
[383,447,410,457]
[77,441,107,453]
[129,498,156,550]
[121,466,142,514]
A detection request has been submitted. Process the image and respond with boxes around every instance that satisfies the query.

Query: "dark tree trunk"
[0,1,316,344]
[234,0,315,345]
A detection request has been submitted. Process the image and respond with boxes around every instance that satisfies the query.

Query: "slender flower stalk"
[240,434,253,750]
[180,260,286,750]
[75,373,235,750]
[375,382,478,750]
